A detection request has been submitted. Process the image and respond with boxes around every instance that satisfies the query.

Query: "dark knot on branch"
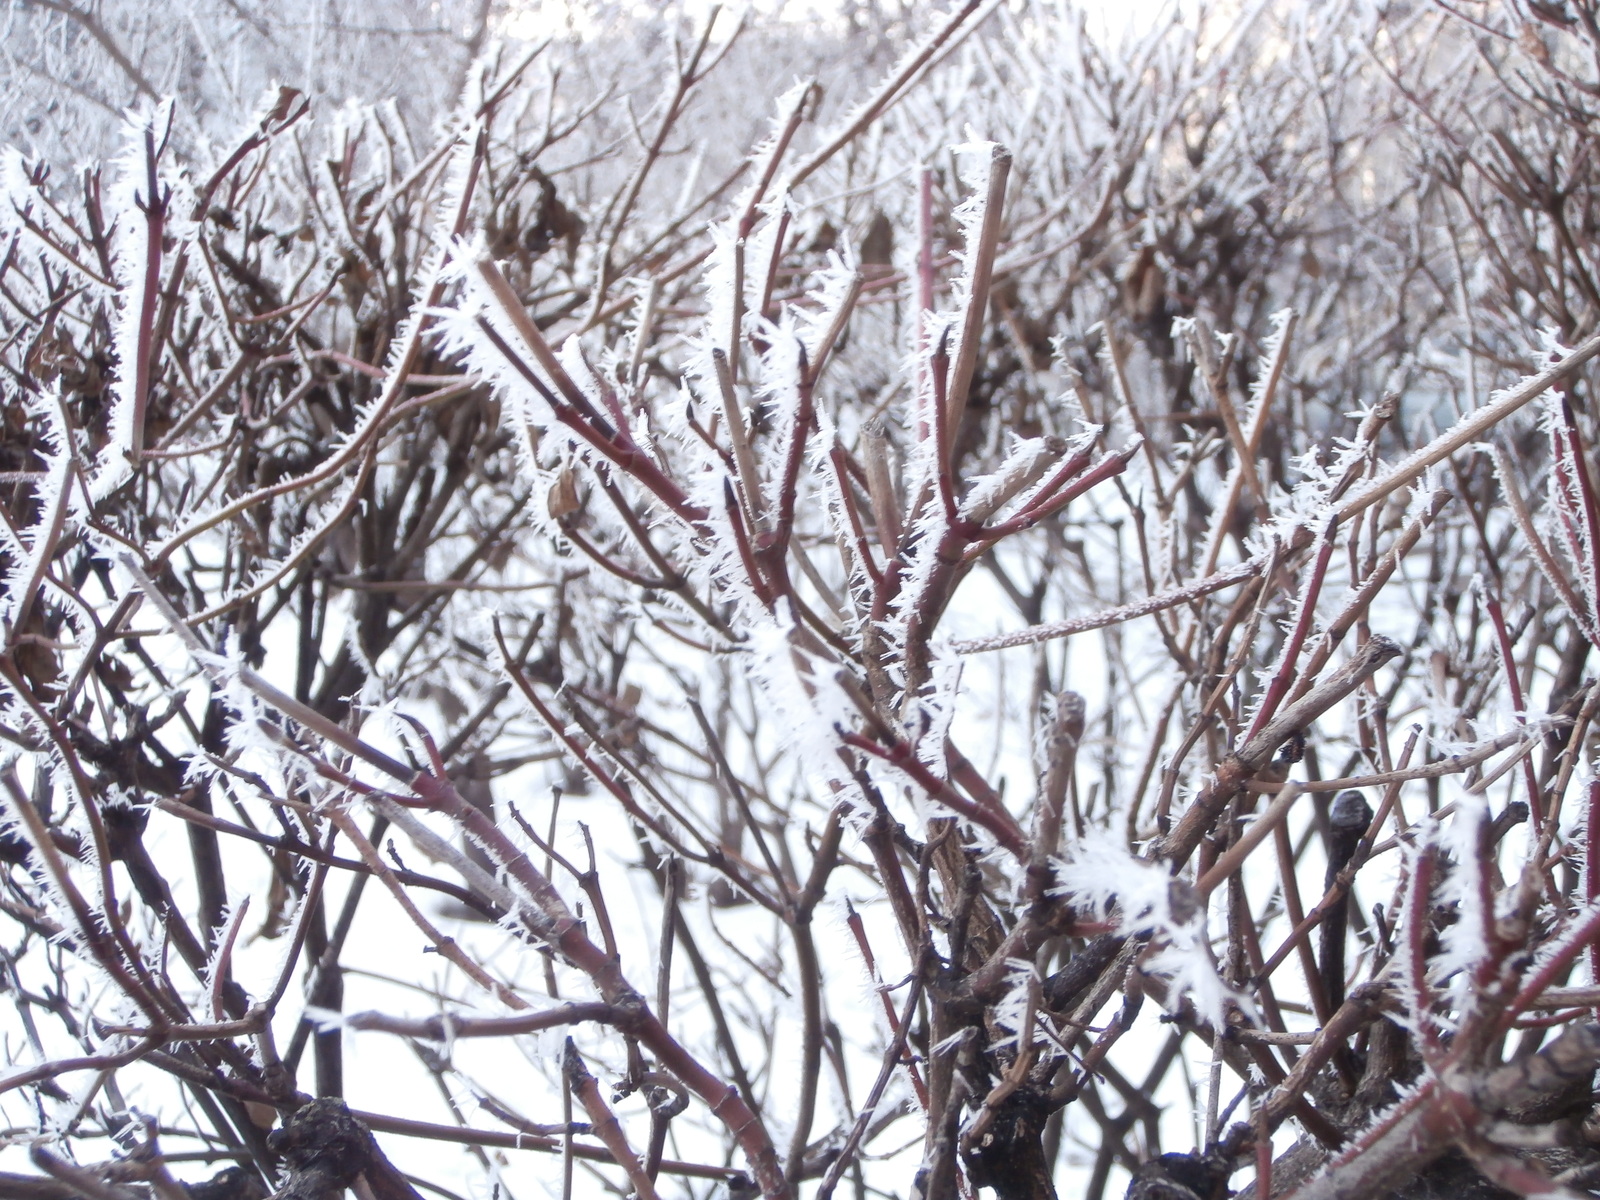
[265,1100,373,1200]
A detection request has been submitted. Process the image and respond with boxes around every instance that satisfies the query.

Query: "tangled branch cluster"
[10,3,1600,1199]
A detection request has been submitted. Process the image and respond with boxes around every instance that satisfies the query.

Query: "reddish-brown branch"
[839,731,1026,858]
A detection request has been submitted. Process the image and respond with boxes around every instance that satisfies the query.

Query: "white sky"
[498,0,1168,44]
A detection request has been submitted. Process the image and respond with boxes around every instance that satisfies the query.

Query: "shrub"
[7,4,1600,1199]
